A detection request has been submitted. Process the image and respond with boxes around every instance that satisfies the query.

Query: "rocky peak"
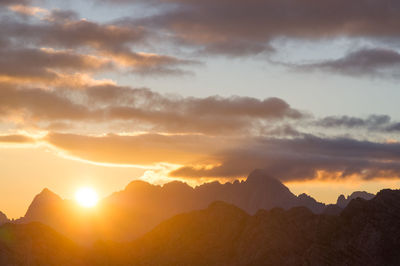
[0,211,9,225]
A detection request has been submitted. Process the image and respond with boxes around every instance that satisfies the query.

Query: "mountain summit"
[14,170,369,242]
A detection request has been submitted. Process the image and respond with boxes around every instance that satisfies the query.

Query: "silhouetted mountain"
[2,189,400,265]
[95,189,400,266]
[16,170,327,242]
[0,222,86,266]
[0,211,9,225]
[322,204,343,215]
[336,191,375,208]
[297,193,326,213]
[20,188,63,222]
[16,188,99,244]
[100,169,327,240]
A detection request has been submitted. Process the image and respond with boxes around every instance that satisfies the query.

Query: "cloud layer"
[170,135,400,181]
[0,82,303,135]
[119,0,400,57]
[0,0,400,184]
[293,48,400,78]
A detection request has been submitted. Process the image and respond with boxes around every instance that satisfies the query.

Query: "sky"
[1,0,400,218]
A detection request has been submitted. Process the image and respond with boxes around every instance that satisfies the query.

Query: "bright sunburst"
[75,187,99,208]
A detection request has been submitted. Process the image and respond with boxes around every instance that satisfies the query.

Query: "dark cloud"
[0,0,29,6]
[0,45,112,84]
[294,48,400,78]
[316,115,391,129]
[0,9,195,76]
[386,123,400,132]
[111,0,400,56]
[0,85,95,122]
[45,9,79,23]
[40,130,400,182]
[315,114,400,133]
[0,83,304,134]
[170,135,400,181]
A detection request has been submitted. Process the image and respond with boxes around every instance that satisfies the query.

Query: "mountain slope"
[17,170,326,242]
[107,189,400,266]
[0,212,9,225]
[0,222,87,266]
[2,189,400,265]
[16,188,101,245]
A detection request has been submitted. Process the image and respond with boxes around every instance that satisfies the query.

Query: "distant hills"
[1,189,399,265]
[2,169,376,243]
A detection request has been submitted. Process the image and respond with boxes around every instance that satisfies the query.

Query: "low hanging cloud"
[3,131,397,183]
[293,48,400,78]
[170,135,400,181]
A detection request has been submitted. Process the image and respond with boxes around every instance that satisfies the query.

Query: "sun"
[75,187,99,208]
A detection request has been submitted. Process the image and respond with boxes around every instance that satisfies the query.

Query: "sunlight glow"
[75,187,99,208]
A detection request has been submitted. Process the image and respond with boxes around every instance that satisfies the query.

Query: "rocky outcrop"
[336,191,375,208]
[0,211,9,225]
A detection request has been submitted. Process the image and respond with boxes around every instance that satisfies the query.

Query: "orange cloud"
[9,4,48,17]
[0,134,37,144]
[45,132,226,166]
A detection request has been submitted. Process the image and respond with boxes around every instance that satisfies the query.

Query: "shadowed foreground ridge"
[92,189,400,266]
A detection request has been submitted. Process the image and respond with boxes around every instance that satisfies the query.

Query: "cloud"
[314,114,400,133]
[0,83,304,134]
[0,85,96,123]
[0,45,113,85]
[293,48,400,78]
[0,134,36,144]
[32,131,400,183]
[108,0,400,56]
[170,135,400,181]
[0,9,195,76]
[45,132,228,166]
[0,0,30,7]
[315,115,391,129]
[8,4,48,17]
[2,81,400,183]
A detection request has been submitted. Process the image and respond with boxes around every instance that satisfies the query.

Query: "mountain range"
[1,169,375,244]
[0,188,399,265]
